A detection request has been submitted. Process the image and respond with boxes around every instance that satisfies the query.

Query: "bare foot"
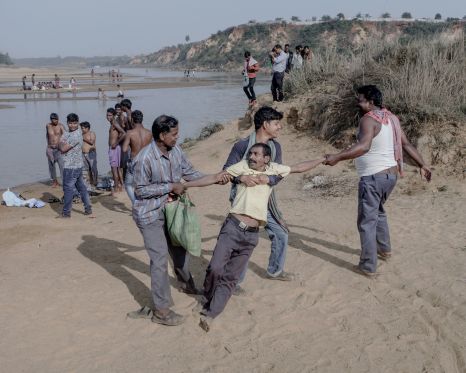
[51,180,59,188]
[199,315,213,332]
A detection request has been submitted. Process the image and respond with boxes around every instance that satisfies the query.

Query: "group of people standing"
[242,43,313,106]
[47,82,431,333]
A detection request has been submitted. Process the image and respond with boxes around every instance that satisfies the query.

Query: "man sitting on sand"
[80,121,98,192]
[186,143,324,332]
[106,108,125,193]
[121,110,152,204]
[59,113,92,218]
[46,113,65,187]
[324,85,432,277]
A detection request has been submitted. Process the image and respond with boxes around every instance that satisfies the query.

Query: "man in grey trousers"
[128,115,227,326]
[324,85,432,276]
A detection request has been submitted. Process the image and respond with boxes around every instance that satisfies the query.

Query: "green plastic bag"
[164,194,202,257]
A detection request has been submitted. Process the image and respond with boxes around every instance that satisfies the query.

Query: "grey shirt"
[61,127,83,169]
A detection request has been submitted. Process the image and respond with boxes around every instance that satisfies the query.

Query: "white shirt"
[272,51,287,73]
[355,120,398,177]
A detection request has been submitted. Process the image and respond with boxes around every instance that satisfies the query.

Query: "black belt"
[228,214,259,232]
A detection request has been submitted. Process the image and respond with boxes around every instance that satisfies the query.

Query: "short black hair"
[152,115,178,141]
[244,51,251,58]
[67,113,79,123]
[114,103,121,109]
[120,98,132,109]
[107,108,116,115]
[274,44,282,50]
[132,110,143,124]
[249,143,272,158]
[80,121,90,129]
[50,112,59,120]
[254,106,283,130]
[357,85,383,107]
[285,43,290,47]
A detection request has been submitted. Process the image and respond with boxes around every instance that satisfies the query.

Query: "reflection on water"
[0,71,268,188]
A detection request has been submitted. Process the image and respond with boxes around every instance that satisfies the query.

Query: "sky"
[1,0,464,58]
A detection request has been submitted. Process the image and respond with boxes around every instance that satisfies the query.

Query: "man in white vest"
[324,85,432,277]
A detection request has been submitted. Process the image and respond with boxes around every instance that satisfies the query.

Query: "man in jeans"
[224,106,293,287]
[324,85,432,276]
[242,51,259,106]
[59,113,92,218]
[269,44,287,102]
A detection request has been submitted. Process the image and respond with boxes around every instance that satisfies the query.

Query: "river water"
[0,68,268,189]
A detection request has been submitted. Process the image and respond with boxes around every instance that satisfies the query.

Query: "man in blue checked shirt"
[127,115,229,326]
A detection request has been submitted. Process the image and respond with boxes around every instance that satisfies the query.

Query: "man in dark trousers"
[324,85,432,277]
[223,106,294,290]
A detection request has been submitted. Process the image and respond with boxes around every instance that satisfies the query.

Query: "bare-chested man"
[119,99,133,182]
[121,110,152,204]
[46,113,66,187]
[80,121,98,191]
[106,108,125,193]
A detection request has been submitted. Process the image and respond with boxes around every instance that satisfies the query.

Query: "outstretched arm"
[290,157,325,173]
[184,171,231,188]
[324,117,375,166]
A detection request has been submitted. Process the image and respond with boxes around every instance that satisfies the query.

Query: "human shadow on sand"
[40,191,62,214]
[77,235,205,309]
[204,213,357,274]
[97,194,132,214]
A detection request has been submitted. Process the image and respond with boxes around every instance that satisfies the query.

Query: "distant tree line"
[0,52,13,65]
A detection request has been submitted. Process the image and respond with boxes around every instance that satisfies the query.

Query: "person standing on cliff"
[269,44,287,102]
[323,85,432,277]
[242,51,259,107]
[284,44,293,73]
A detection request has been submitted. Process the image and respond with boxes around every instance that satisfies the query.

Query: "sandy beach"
[0,66,211,99]
[0,99,465,372]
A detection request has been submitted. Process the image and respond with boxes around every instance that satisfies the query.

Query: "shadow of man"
[98,194,131,214]
[204,213,358,276]
[77,235,152,307]
[77,235,209,309]
[41,192,62,215]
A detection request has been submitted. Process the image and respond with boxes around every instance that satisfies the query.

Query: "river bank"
[1,98,465,372]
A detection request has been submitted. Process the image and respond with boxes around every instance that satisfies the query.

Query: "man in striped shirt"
[129,115,228,326]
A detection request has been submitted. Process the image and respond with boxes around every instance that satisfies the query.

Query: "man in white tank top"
[324,85,432,277]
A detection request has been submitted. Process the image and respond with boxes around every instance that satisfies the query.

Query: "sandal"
[377,250,392,261]
[353,265,377,278]
[151,310,184,326]
[127,306,153,319]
